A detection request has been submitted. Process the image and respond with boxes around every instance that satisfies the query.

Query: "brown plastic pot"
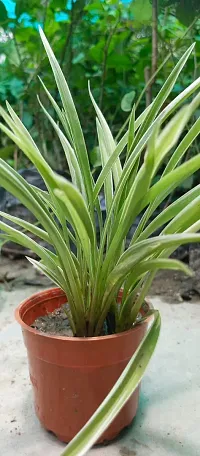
[15,287,149,443]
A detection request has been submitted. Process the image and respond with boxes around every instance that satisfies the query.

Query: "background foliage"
[0,0,199,177]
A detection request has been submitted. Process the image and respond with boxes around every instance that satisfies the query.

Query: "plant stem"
[144,66,152,107]
[42,0,49,33]
[143,0,158,108]
[59,14,74,72]
[152,0,158,83]
[99,19,119,110]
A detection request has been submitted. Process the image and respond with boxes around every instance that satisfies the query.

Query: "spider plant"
[0,30,200,454]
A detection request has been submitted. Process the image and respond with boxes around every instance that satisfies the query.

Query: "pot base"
[49,419,133,445]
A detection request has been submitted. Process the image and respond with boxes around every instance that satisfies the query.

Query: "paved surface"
[0,286,200,456]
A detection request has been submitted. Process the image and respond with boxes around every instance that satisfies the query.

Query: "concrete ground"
[0,286,200,456]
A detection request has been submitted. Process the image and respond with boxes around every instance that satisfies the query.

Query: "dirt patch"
[31,304,73,337]
[0,255,52,290]
[150,247,200,303]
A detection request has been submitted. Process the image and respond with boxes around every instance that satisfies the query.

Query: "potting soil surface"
[31,304,74,337]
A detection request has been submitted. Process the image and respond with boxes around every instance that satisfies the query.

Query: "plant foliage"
[0,31,200,338]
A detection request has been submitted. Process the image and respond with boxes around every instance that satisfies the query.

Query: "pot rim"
[15,287,152,342]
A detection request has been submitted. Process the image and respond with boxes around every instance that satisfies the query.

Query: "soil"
[0,255,52,290]
[150,247,200,303]
[31,302,148,337]
[31,304,73,337]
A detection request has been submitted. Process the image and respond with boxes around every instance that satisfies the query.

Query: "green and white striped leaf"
[88,82,122,187]
[38,97,84,195]
[132,44,195,148]
[38,76,73,143]
[39,27,93,208]
[137,184,200,242]
[96,118,113,215]
[0,211,51,244]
